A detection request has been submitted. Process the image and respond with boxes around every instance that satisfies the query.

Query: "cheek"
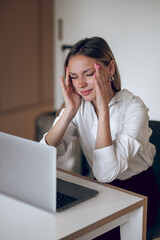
[89,78,96,88]
[86,77,94,84]
[72,81,79,91]
[72,80,76,88]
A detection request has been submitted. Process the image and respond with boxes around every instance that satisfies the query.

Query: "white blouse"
[40,89,156,183]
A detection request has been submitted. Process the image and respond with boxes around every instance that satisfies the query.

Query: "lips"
[80,89,92,96]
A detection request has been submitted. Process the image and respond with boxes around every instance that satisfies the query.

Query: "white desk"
[0,169,147,240]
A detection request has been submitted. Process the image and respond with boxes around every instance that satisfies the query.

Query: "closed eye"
[70,75,78,80]
[86,72,95,77]
[70,70,95,80]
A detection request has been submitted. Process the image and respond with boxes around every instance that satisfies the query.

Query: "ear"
[109,60,115,76]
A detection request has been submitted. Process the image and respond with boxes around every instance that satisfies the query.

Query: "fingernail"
[94,62,100,70]
[93,73,96,77]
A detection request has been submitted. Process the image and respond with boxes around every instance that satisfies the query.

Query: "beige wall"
[0,0,54,140]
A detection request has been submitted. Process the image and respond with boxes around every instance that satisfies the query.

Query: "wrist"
[64,108,76,121]
[98,108,109,120]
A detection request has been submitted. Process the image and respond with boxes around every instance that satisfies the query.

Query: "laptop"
[0,132,98,212]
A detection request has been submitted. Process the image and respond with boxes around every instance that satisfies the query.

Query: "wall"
[54,0,160,120]
[0,0,53,140]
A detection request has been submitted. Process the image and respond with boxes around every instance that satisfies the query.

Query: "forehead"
[68,55,95,73]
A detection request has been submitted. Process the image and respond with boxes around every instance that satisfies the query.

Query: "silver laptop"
[0,132,98,212]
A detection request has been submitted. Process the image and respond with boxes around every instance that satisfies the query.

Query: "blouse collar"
[109,89,133,107]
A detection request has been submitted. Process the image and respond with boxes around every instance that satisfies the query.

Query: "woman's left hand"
[93,63,110,117]
[94,62,112,149]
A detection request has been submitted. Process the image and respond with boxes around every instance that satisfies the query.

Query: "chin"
[82,96,94,102]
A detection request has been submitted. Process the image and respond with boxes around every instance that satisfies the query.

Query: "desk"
[0,169,147,240]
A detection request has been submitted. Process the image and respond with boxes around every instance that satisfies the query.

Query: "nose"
[78,76,87,88]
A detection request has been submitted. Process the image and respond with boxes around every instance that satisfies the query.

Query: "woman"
[41,37,159,229]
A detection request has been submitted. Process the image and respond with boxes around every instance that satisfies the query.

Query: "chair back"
[149,120,160,193]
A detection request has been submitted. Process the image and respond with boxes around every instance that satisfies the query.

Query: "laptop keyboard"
[57,192,78,210]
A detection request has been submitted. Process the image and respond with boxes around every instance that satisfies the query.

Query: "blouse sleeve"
[92,97,151,183]
[40,109,78,157]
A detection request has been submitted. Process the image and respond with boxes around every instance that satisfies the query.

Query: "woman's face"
[68,55,110,102]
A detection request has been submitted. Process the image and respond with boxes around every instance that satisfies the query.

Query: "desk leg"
[120,207,144,240]
[75,215,128,240]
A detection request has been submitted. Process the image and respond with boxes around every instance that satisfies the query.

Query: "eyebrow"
[69,68,94,75]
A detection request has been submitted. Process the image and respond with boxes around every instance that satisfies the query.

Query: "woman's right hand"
[60,68,81,116]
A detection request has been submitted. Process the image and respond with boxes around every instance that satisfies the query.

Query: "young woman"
[40,37,159,229]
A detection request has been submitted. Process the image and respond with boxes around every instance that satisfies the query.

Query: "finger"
[60,76,67,96]
[65,67,71,87]
[97,63,109,89]
[93,73,101,95]
[94,63,106,89]
[94,63,100,83]
[60,75,65,87]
